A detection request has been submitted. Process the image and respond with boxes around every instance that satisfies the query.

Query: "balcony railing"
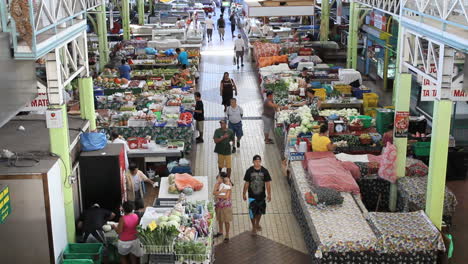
[1,0,102,60]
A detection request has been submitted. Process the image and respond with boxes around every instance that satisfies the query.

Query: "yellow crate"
[364,107,379,118]
[363,93,379,108]
[313,88,327,101]
[333,84,352,95]
[384,105,395,109]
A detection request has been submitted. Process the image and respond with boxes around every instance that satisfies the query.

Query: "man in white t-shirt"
[205,15,214,42]
[175,17,185,29]
[226,98,244,153]
[233,34,245,69]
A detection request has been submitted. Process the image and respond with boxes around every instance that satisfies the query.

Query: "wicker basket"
[349,124,364,131]
[359,138,373,145]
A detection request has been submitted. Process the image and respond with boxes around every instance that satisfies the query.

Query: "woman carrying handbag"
[220,72,238,112]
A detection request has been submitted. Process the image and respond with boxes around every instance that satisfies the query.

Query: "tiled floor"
[194,19,309,259]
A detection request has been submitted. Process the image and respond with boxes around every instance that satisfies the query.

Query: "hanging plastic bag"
[80,132,107,152]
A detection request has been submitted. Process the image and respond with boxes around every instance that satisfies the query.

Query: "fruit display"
[155,57,177,64]
[186,48,200,57]
[178,112,193,126]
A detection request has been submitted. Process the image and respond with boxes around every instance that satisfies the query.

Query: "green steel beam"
[426,100,452,229]
[49,105,75,242]
[79,78,97,130]
[138,0,145,25]
[96,4,109,70]
[346,1,356,68]
[122,0,130,40]
[389,73,412,211]
[320,0,330,41]
[392,23,403,105]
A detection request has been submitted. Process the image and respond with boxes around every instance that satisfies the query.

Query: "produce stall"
[138,173,214,264]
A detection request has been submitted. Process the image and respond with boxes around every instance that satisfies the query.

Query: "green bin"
[62,260,94,264]
[62,243,103,264]
[413,142,431,156]
[376,108,394,134]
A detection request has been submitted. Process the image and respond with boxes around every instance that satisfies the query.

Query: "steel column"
[79,77,97,130]
[389,73,412,211]
[49,104,75,242]
[138,0,145,25]
[347,1,359,69]
[122,0,131,40]
[320,0,330,41]
[97,3,109,69]
[426,100,452,229]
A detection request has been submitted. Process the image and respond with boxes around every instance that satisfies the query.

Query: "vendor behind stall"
[126,163,157,210]
[312,125,336,152]
[118,59,131,80]
[291,88,321,115]
[78,204,116,244]
[171,72,184,87]
[176,48,190,67]
[299,67,313,84]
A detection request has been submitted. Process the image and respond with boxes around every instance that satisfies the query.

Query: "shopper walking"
[229,13,236,36]
[114,201,143,264]
[125,163,157,210]
[243,155,272,235]
[205,15,214,42]
[226,98,243,153]
[213,120,234,178]
[217,15,226,40]
[194,92,205,143]
[262,91,285,144]
[220,72,238,112]
[213,172,233,242]
[233,34,244,69]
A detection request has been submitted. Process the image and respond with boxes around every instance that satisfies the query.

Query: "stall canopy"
[243,0,314,17]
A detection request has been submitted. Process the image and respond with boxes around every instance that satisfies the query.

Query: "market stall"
[137,173,214,264]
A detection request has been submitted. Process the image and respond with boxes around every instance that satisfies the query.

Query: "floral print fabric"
[367,211,446,253]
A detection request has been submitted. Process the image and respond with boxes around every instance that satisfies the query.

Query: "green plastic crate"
[413,142,431,156]
[62,260,94,264]
[62,243,103,264]
[376,109,394,134]
[349,115,373,128]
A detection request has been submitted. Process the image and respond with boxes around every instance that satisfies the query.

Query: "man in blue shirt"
[118,59,131,80]
[176,48,190,66]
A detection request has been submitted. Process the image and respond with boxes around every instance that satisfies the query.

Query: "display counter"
[102,125,194,152]
[128,142,184,158]
[158,176,209,202]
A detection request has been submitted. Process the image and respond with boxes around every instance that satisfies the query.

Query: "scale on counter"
[334,120,345,133]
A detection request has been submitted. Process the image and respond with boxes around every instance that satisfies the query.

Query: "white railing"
[401,0,468,29]
[354,0,401,16]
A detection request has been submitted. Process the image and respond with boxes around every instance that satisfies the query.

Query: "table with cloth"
[100,126,194,152]
[397,176,457,226]
[290,160,446,263]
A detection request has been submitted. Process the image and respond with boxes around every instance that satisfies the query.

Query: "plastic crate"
[62,260,94,264]
[352,88,371,99]
[312,88,326,101]
[364,107,378,118]
[413,142,431,156]
[363,93,379,108]
[334,84,352,95]
[149,253,175,264]
[62,243,103,264]
[0,184,11,223]
[349,115,373,128]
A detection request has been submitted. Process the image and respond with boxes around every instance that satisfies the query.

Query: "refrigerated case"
[0,159,67,264]
[79,144,126,213]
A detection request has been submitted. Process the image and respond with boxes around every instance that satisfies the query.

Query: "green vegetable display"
[331,135,360,146]
[137,225,179,247]
[175,241,208,262]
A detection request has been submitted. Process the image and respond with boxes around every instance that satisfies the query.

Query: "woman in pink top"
[113,201,142,264]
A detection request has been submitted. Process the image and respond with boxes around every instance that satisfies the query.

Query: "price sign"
[148,220,157,231]
[289,152,305,161]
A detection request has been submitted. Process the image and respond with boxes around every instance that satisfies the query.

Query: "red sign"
[23,93,50,111]
[394,111,409,138]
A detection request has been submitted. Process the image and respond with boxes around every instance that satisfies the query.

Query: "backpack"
[218,18,225,28]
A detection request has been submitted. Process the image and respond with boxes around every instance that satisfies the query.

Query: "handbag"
[80,132,107,151]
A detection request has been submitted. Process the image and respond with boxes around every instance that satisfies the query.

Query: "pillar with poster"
[394,111,409,138]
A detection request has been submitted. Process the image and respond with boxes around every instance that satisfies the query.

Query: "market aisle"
[194,15,309,260]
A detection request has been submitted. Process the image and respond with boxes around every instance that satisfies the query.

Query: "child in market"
[212,172,233,242]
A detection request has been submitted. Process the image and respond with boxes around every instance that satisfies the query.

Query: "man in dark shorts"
[243,155,272,235]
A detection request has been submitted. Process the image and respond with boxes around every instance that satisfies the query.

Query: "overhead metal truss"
[400,0,468,52]
[353,0,400,16]
[0,0,103,60]
[45,30,89,105]
[400,28,458,100]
